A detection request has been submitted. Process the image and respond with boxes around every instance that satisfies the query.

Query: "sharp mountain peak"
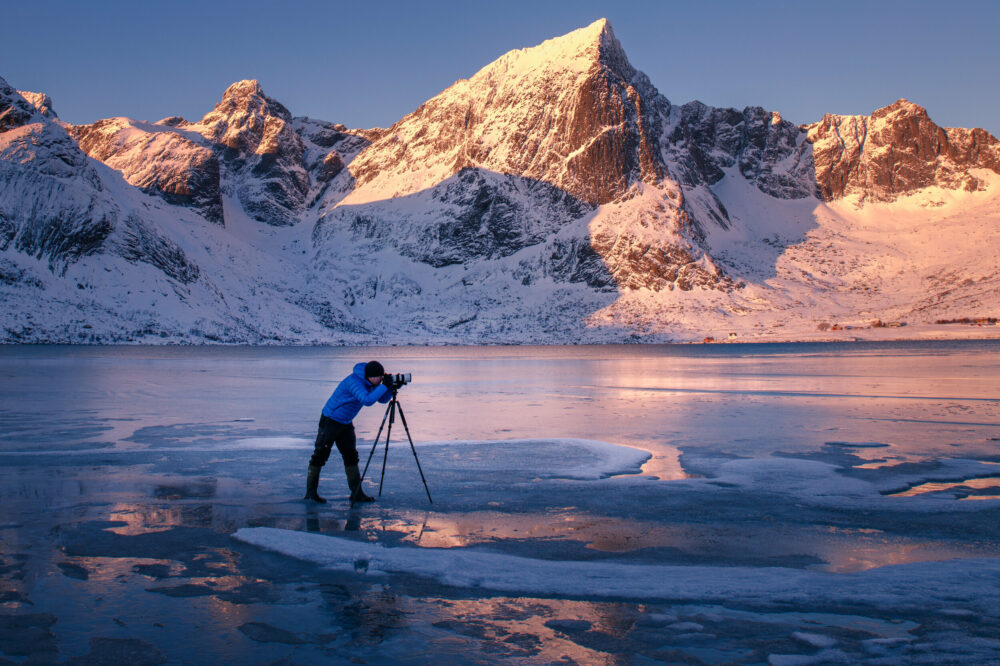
[16,90,58,119]
[0,77,43,131]
[220,79,267,101]
[465,18,635,85]
[203,79,292,127]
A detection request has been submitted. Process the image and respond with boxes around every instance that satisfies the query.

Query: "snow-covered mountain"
[0,78,199,284]
[2,19,999,344]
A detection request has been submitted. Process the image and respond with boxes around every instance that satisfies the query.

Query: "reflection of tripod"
[358,390,432,506]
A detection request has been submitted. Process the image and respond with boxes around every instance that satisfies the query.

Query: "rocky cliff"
[67,118,224,225]
[666,102,816,201]
[346,19,665,207]
[64,80,371,230]
[806,99,1000,202]
[190,80,309,226]
[16,90,58,119]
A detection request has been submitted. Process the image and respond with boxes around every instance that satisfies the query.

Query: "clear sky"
[4,0,998,135]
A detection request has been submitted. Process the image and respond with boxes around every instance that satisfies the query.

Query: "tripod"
[358,390,432,505]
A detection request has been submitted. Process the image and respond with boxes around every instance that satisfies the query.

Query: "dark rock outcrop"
[591,230,733,292]
[668,102,817,200]
[291,117,371,188]
[316,168,589,268]
[114,215,200,284]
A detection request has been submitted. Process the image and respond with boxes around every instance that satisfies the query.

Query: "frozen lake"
[2,342,1000,663]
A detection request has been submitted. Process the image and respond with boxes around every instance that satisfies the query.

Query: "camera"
[382,372,411,390]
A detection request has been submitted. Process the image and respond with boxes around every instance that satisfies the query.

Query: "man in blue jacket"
[305,360,392,503]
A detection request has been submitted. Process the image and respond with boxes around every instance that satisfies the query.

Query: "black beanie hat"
[365,361,384,378]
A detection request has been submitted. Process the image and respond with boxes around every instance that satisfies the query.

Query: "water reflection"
[421,596,639,664]
[889,477,1000,499]
[108,504,185,535]
[304,506,363,533]
[337,508,1000,573]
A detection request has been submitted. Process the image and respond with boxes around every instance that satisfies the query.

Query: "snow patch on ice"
[233,527,1000,612]
[792,631,838,648]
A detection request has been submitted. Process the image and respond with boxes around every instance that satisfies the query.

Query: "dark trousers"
[310,415,358,467]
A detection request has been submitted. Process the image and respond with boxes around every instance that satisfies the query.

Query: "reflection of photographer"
[305,361,396,504]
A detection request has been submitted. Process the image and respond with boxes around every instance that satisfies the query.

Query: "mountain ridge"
[1,19,999,344]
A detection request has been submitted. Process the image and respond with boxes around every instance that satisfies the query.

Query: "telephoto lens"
[383,373,412,389]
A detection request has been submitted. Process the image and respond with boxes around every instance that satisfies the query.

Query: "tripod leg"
[360,400,393,484]
[379,399,395,496]
[395,402,432,504]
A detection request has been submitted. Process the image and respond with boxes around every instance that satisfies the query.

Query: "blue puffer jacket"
[322,362,391,423]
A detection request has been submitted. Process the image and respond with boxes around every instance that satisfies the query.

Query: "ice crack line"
[589,385,1000,403]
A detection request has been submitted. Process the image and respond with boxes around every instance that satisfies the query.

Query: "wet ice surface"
[2,342,1000,664]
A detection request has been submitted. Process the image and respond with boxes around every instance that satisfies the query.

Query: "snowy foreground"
[2,343,1000,664]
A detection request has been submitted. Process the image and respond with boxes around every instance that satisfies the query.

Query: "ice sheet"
[418,437,650,479]
[682,455,1000,509]
[4,343,1000,663]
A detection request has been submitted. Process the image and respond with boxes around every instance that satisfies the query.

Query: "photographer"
[305,360,392,503]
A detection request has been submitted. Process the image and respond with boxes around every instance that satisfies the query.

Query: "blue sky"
[4,0,998,135]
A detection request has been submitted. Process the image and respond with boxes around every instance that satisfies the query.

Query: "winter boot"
[304,464,327,503]
[346,464,374,503]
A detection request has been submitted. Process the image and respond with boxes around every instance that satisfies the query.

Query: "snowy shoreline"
[2,324,1000,347]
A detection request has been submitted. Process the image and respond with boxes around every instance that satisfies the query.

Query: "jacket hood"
[353,362,368,378]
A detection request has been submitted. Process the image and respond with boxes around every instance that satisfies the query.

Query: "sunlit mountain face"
[2,19,999,344]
